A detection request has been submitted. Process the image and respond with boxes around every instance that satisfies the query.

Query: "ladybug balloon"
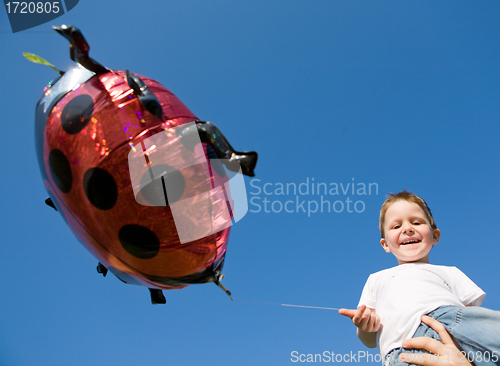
[31,25,258,304]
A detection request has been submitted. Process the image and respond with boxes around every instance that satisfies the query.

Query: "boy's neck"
[397,257,430,265]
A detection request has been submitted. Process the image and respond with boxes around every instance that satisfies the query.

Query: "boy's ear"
[380,238,391,253]
[433,229,441,245]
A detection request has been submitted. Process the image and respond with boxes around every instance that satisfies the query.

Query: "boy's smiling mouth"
[400,239,421,245]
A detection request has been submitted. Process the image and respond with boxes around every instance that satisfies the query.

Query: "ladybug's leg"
[195,121,258,177]
[45,197,57,211]
[96,262,108,277]
[149,289,167,305]
[125,71,163,120]
[52,25,107,75]
[214,273,233,300]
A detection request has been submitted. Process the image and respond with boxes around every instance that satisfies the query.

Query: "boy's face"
[380,200,441,265]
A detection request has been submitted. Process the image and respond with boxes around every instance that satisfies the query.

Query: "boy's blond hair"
[379,190,437,238]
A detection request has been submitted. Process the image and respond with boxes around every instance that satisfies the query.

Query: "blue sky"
[1,1,500,365]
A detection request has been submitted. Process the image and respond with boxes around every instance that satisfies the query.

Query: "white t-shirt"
[358,263,486,359]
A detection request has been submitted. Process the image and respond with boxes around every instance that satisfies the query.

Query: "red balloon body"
[36,67,231,290]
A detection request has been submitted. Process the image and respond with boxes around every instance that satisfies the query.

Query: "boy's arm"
[339,305,379,349]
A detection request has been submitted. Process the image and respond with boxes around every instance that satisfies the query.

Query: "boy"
[339,191,500,366]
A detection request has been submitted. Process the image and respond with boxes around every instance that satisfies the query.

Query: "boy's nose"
[402,226,414,234]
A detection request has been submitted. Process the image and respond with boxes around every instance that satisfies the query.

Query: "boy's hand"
[339,305,381,333]
[399,315,473,366]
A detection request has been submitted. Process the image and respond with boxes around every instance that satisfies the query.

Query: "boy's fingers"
[402,337,441,355]
[353,306,367,325]
[399,352,434,365]
[356,307,373,329]
[338,308,357,319]
[340,306,380,332]
[400,350,472,366]
[420,315,454,345]
[401,317,473,365]
[371,313,381,332]
[339,305,366,320]
[367,312,380,332]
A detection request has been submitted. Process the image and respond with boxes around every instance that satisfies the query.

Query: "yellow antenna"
[23,52,62,74]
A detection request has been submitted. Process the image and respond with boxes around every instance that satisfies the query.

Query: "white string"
[232,298,341,311]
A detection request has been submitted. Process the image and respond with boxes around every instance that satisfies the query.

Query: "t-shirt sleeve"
[357,274,377,309]
[449,267,486,306]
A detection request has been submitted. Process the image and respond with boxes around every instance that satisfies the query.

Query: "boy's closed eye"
[392,221,422,229]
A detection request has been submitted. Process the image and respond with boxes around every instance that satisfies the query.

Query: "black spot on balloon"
[206,145,226,178]
[61,94,94,134]
[49,149,72,193]
[83,168,118,210]
[138,164,185,206]
[119,225,160,259]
